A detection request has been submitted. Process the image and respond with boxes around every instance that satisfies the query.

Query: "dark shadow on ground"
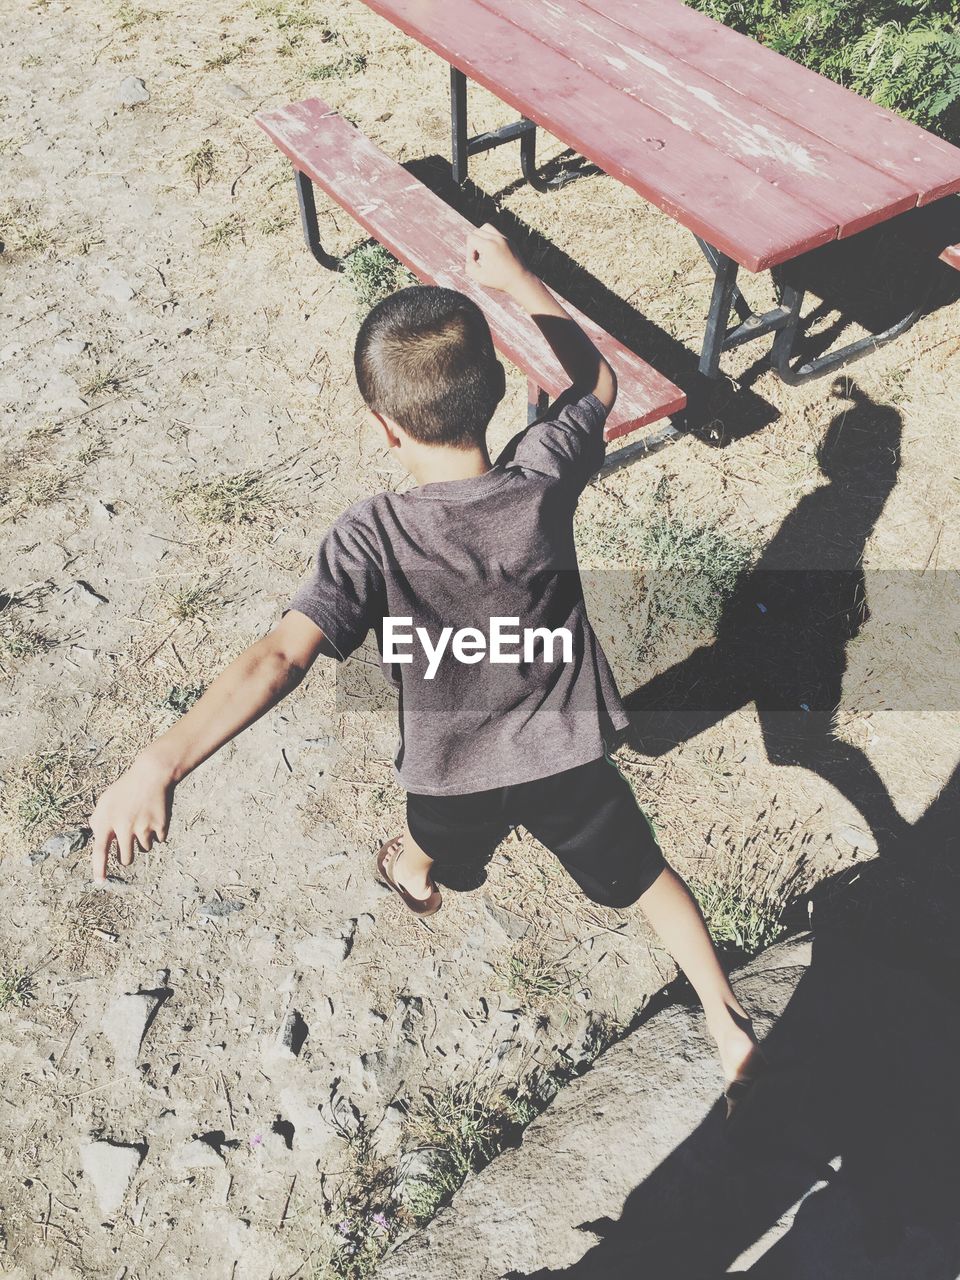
[505,759,960,1279]
[494,372,960,1276]
[624,380,910,850]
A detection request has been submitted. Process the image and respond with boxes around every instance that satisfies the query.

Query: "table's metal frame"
[448,68,936,385]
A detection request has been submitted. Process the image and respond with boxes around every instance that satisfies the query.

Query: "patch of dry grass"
[0,747,91,841]
[185,139,217,190]
[203,213,243,247]
[498,942,584,1009]
[165,576,224,622]
[172,468,281,525]
[0,199,52,254]
[203,39,252,70]
[0,447,81,520]
[691,812,812,955]
[115,2,161,29]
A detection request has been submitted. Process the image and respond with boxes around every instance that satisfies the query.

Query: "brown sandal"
[375,836,443,917]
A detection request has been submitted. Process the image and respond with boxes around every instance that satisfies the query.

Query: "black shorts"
[406,755,665,909]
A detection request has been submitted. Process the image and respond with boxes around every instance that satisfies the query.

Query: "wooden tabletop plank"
[256,100,686,434]
[361,0,839,270]
[581,0,960,210]
[477,0,917,239]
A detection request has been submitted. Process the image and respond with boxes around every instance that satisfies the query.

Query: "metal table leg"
[768,267,937,385]
[697,233,941,382]
[697,240,795,378]
[449,66,546,189]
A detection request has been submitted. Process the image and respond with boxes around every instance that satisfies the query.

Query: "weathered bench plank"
[476,0,916,239]
[256,99,686,441]
[587,0,960,209]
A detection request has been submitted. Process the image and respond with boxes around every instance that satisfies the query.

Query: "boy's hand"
[89,752,175,883]
[465,224,533,297]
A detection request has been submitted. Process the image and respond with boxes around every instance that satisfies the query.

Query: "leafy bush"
[689,0,960,140]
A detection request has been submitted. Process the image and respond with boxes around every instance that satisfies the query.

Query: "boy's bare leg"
[388,822,438,902]
[638,866,763,1087]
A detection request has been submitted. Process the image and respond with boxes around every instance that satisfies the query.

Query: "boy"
[89,224,762,1107]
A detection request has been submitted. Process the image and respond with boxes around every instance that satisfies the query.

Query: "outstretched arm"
[465,224,617,411]
[89,609,327,881]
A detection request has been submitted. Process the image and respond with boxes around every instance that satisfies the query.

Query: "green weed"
[343,243,414,311]
[0,968,36,1010]
[307,52,367,79]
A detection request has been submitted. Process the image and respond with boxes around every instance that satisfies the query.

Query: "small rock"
[27,827,90,866]
[171,1138,224,1171]
[79,1139,144,1216]
[222,82,250,100]
[482,898,530,940]
[67,580,108,607]
[197,898,244,920]
[101,275,136,303]
[116,76,150,107]
[101,992,159,1069]
[353,912,376,938]
[347,1051,385,1100]
[89,499,117,524]
[293,929,350,968]
[54,337,88,358]
[835,824,878,854]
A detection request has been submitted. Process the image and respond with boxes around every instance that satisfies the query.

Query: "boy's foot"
[376,836,443,916]
[707,1009,768,1119]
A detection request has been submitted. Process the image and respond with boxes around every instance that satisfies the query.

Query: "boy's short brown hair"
[354,285,505,448]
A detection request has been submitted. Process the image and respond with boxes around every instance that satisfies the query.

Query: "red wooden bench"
[255,97,686,448]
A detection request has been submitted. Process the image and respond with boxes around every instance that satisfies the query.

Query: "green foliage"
[689,0,960,139]
[342,243,415,311]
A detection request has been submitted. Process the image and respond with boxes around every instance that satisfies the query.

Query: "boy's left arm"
[89,610,327,881]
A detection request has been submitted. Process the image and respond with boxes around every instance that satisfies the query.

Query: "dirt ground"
[1,1,958,1276]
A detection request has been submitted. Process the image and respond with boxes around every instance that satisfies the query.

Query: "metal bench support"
[294,168,339,270]
[450,67,549,189]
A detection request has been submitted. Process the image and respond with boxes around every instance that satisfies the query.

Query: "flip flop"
[376,836,443,917]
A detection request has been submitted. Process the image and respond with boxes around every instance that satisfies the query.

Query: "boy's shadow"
[506,759,960,1279]
[625,379,909,848]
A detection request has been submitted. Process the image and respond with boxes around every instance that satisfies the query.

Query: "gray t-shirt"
[286,390,629,795]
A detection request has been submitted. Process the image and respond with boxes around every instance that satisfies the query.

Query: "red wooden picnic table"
[359,0,960,383]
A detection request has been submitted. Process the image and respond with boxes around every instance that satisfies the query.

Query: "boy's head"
[354,286,505,450]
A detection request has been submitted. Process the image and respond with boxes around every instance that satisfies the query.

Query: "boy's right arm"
[465,224,617,410]
[89,609,328,882]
